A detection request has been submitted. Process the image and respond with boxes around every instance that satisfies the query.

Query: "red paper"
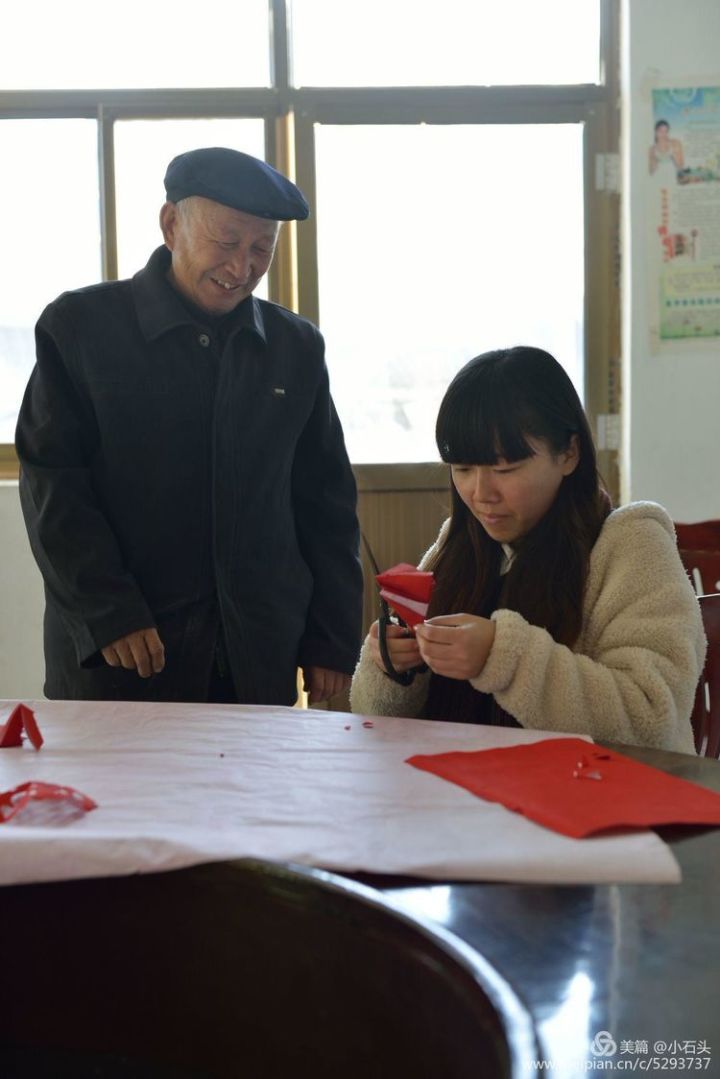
[406,737,720,838]
[0,703,43,750]
[376,563,435,627]
[0,781,97,826]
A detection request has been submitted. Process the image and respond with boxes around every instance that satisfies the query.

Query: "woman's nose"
[473,469,500,502]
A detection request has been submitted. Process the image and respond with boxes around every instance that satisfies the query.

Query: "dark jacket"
[15,246,363,703]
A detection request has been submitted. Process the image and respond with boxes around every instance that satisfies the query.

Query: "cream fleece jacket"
[350,502,704,754]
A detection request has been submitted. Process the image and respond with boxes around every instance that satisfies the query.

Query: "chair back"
[675,520,720,594]
[690,593,720,758]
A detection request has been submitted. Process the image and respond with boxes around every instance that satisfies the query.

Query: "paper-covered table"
[0,699,682,886]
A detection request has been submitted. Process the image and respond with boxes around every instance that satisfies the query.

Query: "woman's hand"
[415,614,496,681]
[367,620,422,675]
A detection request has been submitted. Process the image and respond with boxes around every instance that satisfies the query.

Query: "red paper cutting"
[0,703,43,750]
[0,781,96,826]
[0,709,22,748]
[406,737,720,838]
[376,563,435,628]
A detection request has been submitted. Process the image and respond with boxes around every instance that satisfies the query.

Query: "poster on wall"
[646,84,720,346]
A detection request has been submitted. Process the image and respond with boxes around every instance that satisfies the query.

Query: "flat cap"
[164,146,309,221]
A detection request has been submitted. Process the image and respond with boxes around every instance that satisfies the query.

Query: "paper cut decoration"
[0,781,97,826]
[0,703,44,750]
[376,563,435,628]
[407,737,720,838]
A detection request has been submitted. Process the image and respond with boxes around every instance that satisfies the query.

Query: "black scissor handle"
[378,600,427,686]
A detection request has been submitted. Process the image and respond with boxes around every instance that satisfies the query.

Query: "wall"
[622,0,720,517]
[0,483,44,698]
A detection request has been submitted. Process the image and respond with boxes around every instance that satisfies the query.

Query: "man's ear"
[159,202,178,249]
[561,433,580,476]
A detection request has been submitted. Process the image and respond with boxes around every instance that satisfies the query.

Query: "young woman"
[648,119,685,181]
[350,347,704,754]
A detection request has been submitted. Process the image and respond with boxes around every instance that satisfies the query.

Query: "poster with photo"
[647,85,720,343]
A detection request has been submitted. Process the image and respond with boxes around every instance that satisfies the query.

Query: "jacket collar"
[131,245,267,345]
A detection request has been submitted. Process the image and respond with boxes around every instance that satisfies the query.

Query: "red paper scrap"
[406,737,720,838]
[0,782,96,827]
[0,704,43,750]
[0,710,22,748]
[376,563,435,628]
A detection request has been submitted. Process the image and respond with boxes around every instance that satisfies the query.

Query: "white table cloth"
[0,699,681,886]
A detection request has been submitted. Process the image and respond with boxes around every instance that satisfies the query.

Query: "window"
[314,122,585,462]
[292,0,601,87]
[0,0,618,484]
[3,0,270,89]
[0,119,100,443]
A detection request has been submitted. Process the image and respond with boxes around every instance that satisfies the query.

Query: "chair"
[0,858,538,1078]
[690,593,720,759]
[675,519,720,594]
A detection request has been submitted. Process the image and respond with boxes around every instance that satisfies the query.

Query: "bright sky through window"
[315,123,585,463]
[1,0,270,89]
[292,0,601,87]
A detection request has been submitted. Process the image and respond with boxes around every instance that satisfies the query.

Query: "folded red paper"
[376,563,435,628]
[0,703,43,750]
[406,737,720,838]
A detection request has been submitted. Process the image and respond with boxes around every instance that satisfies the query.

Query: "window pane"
[115,119,267,286]
[0,120,100,443]
[315,124,585,463]
[293,0,600,87]
[2,0,269,89]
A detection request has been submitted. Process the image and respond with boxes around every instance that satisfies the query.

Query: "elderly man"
[16,147,363,705]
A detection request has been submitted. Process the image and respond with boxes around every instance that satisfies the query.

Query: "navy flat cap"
[164,147,309,221]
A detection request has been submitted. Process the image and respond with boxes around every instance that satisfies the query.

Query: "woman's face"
[450,435,579,545]
[655,123,670,146]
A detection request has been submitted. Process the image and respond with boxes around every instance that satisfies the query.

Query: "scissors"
[361,533,428,687]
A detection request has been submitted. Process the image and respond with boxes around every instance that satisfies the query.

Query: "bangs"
[436,379,538,465]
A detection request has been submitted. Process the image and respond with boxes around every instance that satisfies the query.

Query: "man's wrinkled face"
[160,196,279,315]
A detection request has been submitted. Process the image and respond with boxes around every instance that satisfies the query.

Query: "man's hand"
[101,627,165,679]
[303,666,351,705]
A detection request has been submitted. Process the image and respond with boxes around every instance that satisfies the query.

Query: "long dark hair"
[426,346,611,648]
